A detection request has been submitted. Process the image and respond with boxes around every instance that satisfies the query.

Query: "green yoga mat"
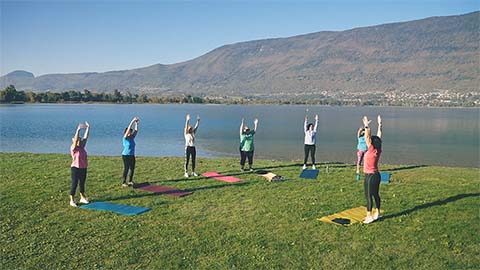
[80,202,151,216]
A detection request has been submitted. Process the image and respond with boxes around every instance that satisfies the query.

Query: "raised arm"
[184,114,191,134]
[313,114,318,132]
[124,118,136,138]
[83,121,90,140]
[376,115,382,139]
[304,115,308,132]
[357,127,363,138]
[72,123,83,149]
[240,118,244,136]
[253,118,259,132]
[362,116,372,148]
[133,117,139,136]
[193,114,200,133]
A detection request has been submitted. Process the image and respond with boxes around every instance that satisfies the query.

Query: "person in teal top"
[239,117,259,172]
[356,127,368,180]
[122,117,139,187]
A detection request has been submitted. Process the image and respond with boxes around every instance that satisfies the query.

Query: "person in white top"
[184,114,200,177]
[303,113,318,170]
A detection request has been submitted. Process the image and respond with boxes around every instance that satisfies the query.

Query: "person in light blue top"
[122,117,139,187]
[356,127,368,180]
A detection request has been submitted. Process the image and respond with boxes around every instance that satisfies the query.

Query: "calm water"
[0,104,478,167]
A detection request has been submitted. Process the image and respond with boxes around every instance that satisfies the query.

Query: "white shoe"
[79,197,89,204]
[363,216,375,224]
[302,164,307,170]
[373,211,381,220]
[127,181,134,186]
[312,165,316,170]
[192,172,198,177]
[122,183,128,187]
[184,172,189,178]
[69,201,78,207]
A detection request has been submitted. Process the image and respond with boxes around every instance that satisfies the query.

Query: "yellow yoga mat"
[318,206,383,226]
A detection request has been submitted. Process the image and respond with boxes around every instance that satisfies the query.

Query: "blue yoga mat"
[300,169,319,179]
[80,202,151,216]
[380,172,391,183]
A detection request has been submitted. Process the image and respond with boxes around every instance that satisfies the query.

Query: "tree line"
[0,85,207,104]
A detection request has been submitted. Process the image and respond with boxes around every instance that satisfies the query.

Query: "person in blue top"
[356,127,368,180]
[122,117,139,187]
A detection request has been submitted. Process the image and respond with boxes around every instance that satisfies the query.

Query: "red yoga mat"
[134,183,192,197]
[202,172,242,183]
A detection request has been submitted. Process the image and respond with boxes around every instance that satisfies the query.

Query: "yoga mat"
[202,172,242,183]
[134,183,192,197]
[80,202,151,216]
[380,172,391,183]
[318,206,384,226]
[300,169,319,179]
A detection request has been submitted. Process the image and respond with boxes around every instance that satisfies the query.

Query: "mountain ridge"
[2,11,478,95]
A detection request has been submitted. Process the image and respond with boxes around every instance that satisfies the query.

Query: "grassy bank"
[1,153,479,269]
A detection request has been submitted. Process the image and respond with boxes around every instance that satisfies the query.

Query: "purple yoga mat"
[134,183,192,197]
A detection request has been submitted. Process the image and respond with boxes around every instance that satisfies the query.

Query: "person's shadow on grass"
[380,192,479,221]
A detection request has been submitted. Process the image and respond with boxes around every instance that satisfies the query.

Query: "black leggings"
[185,146,196,172]
[240,150,254,168]
[364,172,381,211]
[304,144,316,165]
[70,167,87,196]
[122,155,136,183]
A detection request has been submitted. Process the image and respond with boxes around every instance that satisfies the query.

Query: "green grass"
[1,153,479,269]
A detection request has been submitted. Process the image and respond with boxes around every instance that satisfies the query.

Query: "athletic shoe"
[312,165,316,170]
[184,172,189,178]
[373,211,381,220]
[69,201,78,207]
[363,216,375,224]
[249,168,254,172]
[240,168,245,172]
[79,197,89,204]
[128,181,134,186]
[192,172,198,177]
[122,183,128,187]
[302,164,307,170]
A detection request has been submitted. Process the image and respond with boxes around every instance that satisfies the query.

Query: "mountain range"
[1,11,478,96]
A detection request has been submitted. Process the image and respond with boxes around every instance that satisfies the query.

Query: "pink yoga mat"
[202,172,242,183]
[135,183,192,197]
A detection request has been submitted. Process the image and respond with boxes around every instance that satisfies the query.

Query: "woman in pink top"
[362,115,382,224]
[69,122,90,207]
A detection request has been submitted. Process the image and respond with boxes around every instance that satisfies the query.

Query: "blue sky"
[1,0,478,76]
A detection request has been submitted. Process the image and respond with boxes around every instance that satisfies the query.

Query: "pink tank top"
[363,144,381,174]
[71,146,88,168]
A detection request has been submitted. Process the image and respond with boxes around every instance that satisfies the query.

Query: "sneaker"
[373,211,381,220]
[249,168,254,172]
[312,165,316,170]
[79,197,89,204]
[363,216,375,224]
[184,172,189,178]
[127,181,134,186]
[240,168,245,172]
[302,164,307,170]
[122,183,128,187]
[69,201,78,207]
[192,172,198,177]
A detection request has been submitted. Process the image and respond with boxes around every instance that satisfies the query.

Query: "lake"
[0,104,478,167]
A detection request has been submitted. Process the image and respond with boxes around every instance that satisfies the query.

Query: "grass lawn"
[1,153,479,269]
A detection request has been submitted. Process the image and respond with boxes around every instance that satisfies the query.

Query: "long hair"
[371,135,382,150]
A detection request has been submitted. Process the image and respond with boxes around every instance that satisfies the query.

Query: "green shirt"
[240,131,255,152]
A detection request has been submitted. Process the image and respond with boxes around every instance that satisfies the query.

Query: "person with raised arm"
[356,127,368,180]
[122,117,139,187]
[184,114,200,177]
[362,115,383,224]
[239,117,258,172]
[69,121,90,207]
[303,113,318,170]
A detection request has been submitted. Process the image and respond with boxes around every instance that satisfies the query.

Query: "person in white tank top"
[184,114,200,177]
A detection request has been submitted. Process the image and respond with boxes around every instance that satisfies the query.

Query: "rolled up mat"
[202,172,242,183]
[134,182,192,197]
[80,202,151,216]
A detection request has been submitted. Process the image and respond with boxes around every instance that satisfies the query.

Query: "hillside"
[1,12,479,96]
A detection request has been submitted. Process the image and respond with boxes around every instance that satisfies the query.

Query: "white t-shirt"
[304,120,318,145]
[185,132,195,147]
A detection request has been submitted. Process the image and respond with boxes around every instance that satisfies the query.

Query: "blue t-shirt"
[357,136,368,151]
[122,134,136,155]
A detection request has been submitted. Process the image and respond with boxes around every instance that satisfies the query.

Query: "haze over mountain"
[1,11,478,96]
